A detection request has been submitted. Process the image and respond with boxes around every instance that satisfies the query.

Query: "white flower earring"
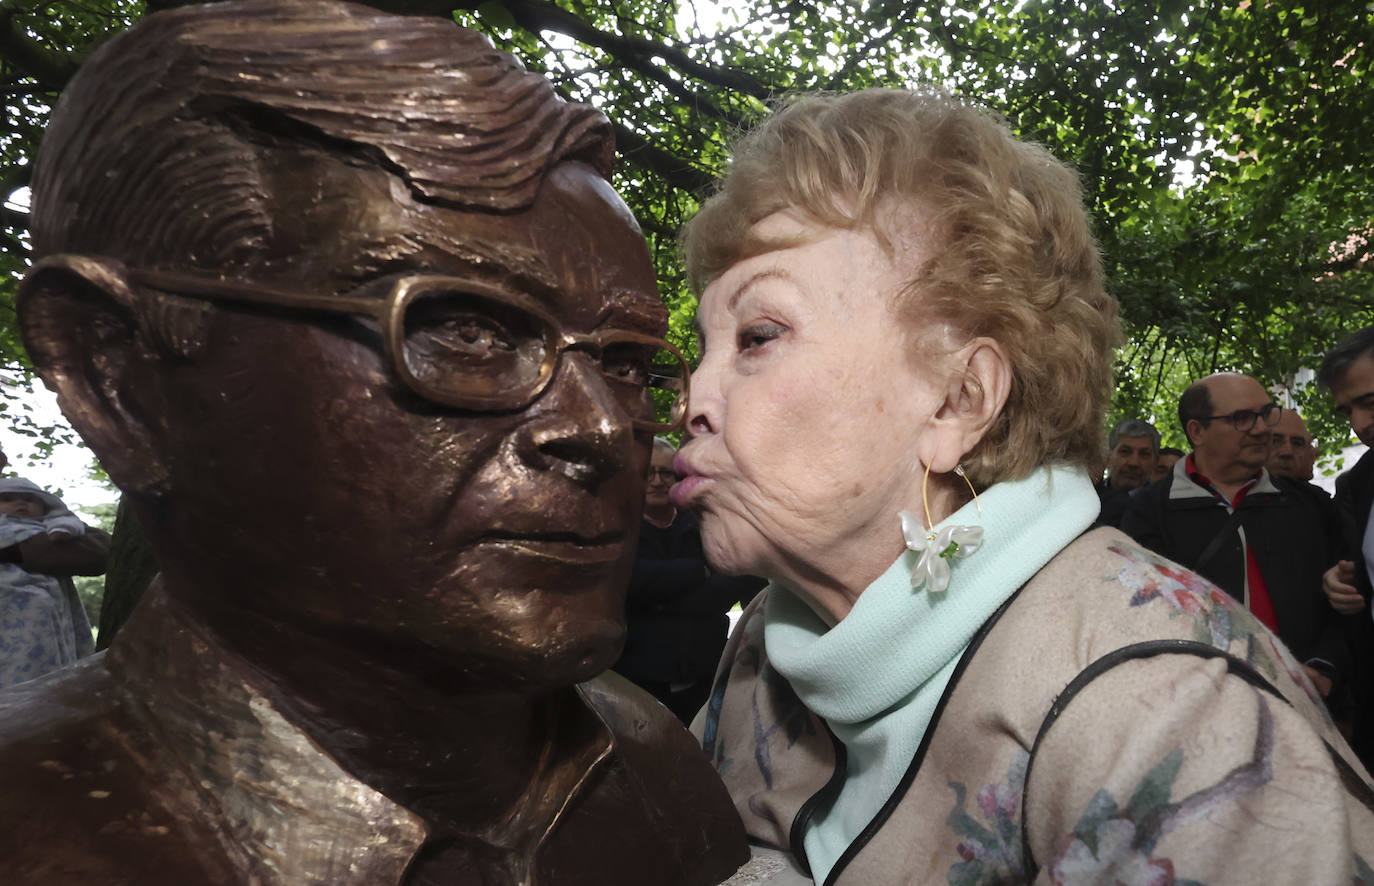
[899,463,983,592]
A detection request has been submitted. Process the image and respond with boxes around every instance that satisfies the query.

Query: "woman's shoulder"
[936,528,1374,884]
[951,525,1368,790]
[982,526,1342,723]
[992,526,1286,668]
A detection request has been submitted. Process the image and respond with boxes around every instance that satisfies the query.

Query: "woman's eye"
[738,324,783,352]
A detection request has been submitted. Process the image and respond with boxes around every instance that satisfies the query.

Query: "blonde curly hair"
[682,87,1121,486]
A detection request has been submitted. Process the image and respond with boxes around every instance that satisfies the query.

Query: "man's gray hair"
[1107,419,1160,453]
[652,437,678,456]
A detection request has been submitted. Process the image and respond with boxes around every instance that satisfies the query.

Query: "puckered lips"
[669,452,709,509]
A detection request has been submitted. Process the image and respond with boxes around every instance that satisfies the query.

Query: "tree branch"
[611,119,716,198]
[0,163,31,202]
[0,1,82,91]
[1,202,28,231]
[617,51,746,129]
[0,227,29,260]
[493,0,770,99]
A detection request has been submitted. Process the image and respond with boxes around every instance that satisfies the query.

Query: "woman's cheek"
[698,510,751,575]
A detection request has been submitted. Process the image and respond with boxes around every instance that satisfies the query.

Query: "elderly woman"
[674,88,1374,885]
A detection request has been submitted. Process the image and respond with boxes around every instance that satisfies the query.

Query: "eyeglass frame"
[1194,402,1283,433]
[107,263,691,433]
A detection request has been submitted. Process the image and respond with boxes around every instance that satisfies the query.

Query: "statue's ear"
[18,255,169,496]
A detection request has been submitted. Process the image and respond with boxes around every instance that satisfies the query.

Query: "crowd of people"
[1090,344,1374,768]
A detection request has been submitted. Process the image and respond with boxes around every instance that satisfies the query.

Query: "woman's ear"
[919,337,1012,474]
[18,255,170,495]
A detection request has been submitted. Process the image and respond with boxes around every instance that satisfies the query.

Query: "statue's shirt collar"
[107,584,615,885]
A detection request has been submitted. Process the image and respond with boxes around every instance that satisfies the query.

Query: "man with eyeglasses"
[0,2,747,883]
[1123,372,1347,699]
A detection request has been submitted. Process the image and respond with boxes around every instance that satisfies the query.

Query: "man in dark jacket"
[1318,325,1374,766]
[616,439,763,723]
[1093,418,1159,528]
[1122,372,1346,697]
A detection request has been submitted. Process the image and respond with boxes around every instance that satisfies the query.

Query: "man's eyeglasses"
[1198,403,1282,433]
[647,468,677,482]
[118,265,691,433]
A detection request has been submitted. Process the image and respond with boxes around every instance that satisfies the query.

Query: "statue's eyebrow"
[360,233,667,333]
[419,236,667,333]
[351,232,563,300]
[462,241,563,298]
[596,289,669,333]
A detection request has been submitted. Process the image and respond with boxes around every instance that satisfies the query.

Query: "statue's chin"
[409,618,628,695]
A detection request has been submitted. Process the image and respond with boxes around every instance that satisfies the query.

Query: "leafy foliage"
[3,0,1373,465]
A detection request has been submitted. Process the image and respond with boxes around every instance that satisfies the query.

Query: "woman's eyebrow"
[692,268,795,352]
[727,268,792,313]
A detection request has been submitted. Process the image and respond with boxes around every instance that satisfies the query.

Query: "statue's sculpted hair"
[30,0,614,270]
[682,87,1121,486]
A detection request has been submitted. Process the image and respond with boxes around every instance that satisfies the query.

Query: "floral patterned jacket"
[696,528,1374,886]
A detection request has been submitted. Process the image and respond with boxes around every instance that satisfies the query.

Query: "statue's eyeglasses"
[125,267,691,433]
[1197,402,1282,433]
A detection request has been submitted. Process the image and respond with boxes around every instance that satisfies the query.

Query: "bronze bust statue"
[0,1,746,883]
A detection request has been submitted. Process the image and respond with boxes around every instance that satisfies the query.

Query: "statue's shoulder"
[0,657,236,884]
[572,672,749,885]
[578,669,701,747]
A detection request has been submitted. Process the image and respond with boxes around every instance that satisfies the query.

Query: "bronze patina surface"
[1,2,746,882]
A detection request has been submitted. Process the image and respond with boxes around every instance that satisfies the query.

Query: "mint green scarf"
[763,465,1099,883]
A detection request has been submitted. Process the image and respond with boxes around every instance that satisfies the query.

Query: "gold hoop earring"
[899,462,985,592]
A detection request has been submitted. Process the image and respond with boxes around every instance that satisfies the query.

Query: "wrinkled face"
[0,493,44,519]
[677,213,944,588]
[644,445,676,512]
[1332,352,1374,449]
[1106,435,1156,490]
[1265,410,1312,480]
[1189,375,1275,478]
[151,159,662,689]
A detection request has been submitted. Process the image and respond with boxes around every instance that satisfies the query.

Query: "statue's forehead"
[248,152,662,332]
[379,173,664,332]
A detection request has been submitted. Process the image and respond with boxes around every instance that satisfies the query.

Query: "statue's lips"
[478,531,628,565]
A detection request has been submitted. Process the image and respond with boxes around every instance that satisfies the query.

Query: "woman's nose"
[685,356,722,438]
